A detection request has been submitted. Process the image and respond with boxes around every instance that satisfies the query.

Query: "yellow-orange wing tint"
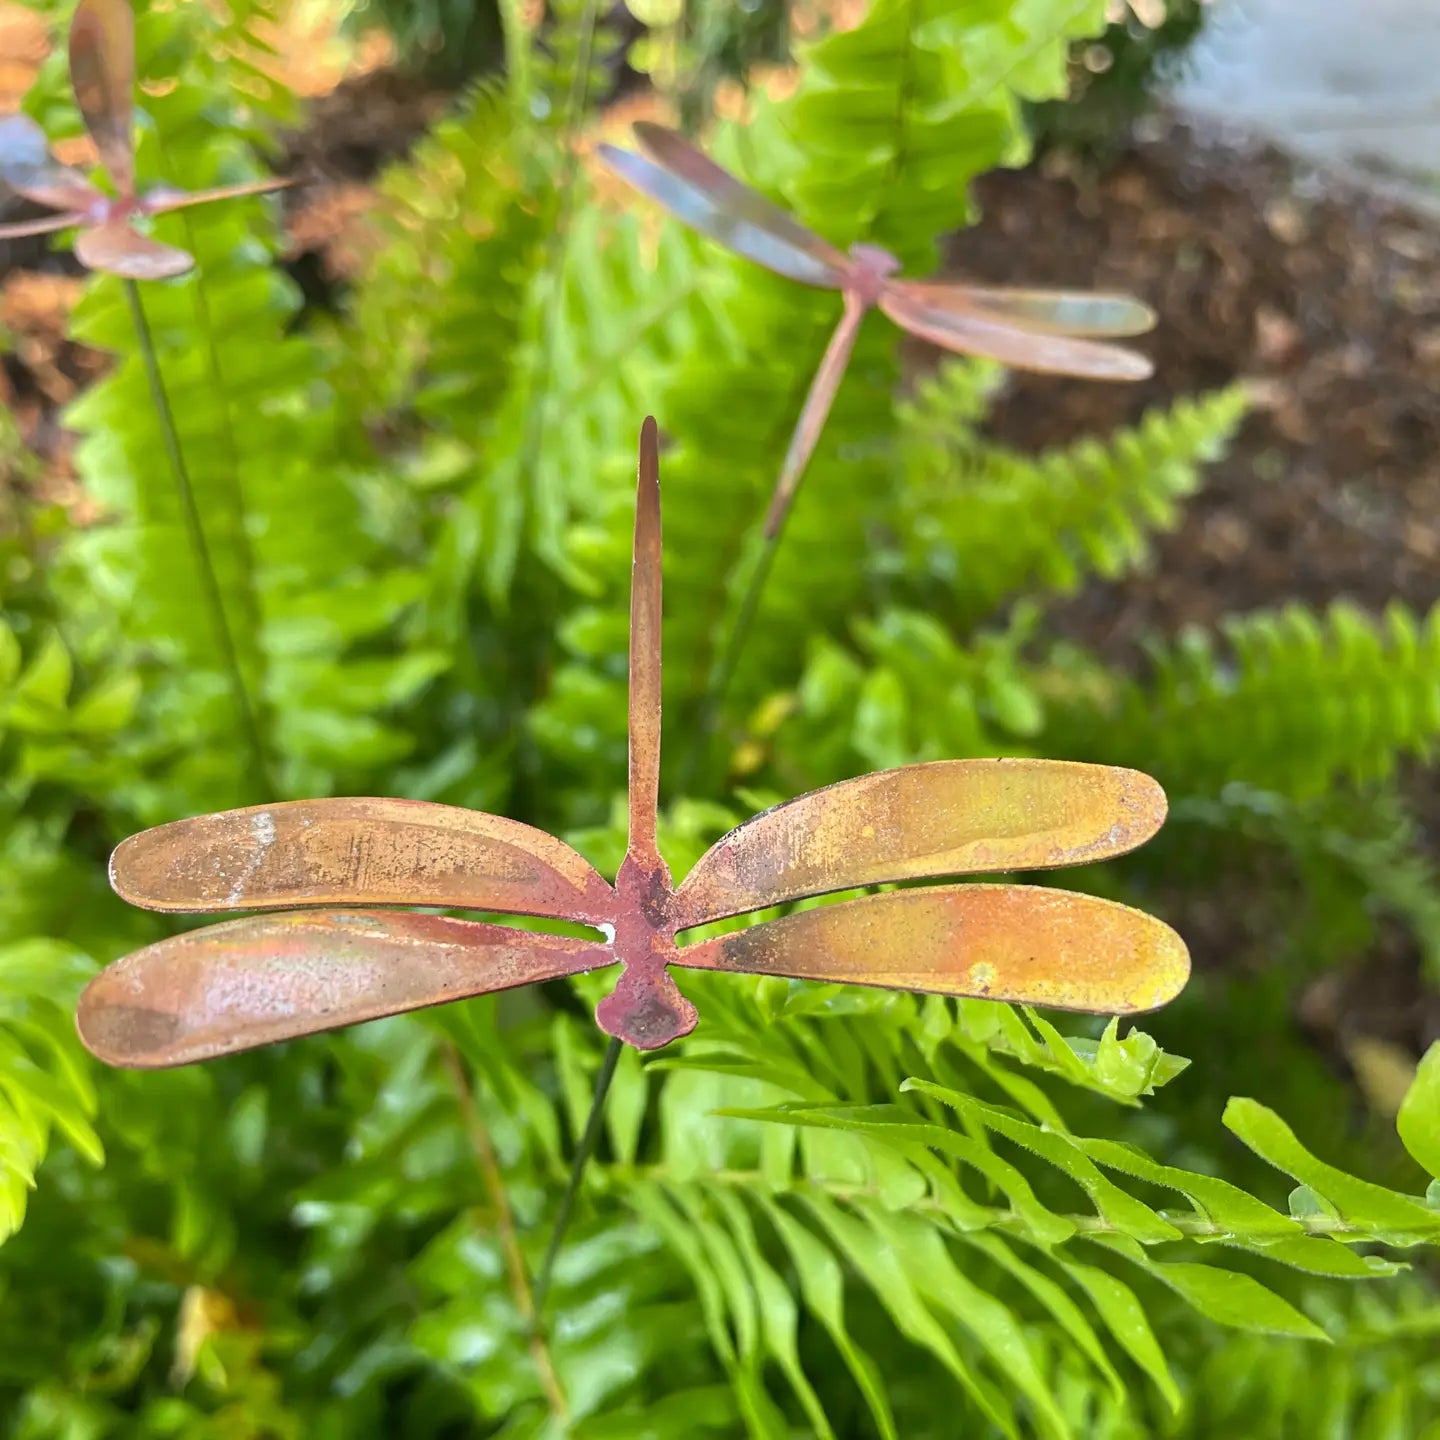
[673,758,1167,929]
[676,884,1188,1015]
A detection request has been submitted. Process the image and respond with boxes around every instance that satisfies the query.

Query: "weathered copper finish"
[81,418,1189,1067]
[672,759,1168,930]
[79,910,610,1067]
[0,0,290,278]
[597,123,1156,536]
[677,885,1189,1016]
[109,797,613,923]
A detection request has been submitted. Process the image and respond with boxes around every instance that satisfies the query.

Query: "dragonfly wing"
[69,0,136,198]
[0,114,101,211]
[900,282,1156,338]
[881,284,1152,381]
[599,123,846,289]
[75,222,194,279]
[677,884,1189,1015]
[110,797,615,925]
[139,176,293,216]
[0,210,89,240]
[77,910,615,1068]
[674,759,1166,929]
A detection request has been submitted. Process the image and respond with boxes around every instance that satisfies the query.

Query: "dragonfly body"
[80,419,1189,1068]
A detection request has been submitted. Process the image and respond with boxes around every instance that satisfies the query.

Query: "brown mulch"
[946,111,1440,655]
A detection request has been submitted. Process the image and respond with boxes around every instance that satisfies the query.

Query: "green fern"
[899,372,1249,622]
[1051,600,1440,798]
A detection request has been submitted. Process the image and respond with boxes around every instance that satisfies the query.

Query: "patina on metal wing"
[672,758,1168,929]
[895,283,1157,338]
[597,122,848,289]
[676,884,1189,1015]
[77,910,614,1068]
[879,283,1154,381]
[108,797,615,925]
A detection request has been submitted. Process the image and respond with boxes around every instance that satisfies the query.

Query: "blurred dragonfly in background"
[600,123,1156,537]
[0,0,288,278]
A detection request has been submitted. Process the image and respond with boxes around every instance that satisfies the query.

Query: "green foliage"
[1,0,1439,1435]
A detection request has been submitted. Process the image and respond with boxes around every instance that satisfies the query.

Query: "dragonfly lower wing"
[77,910,615,1068]
[675,884,1189,1015]
[75,223,194,279]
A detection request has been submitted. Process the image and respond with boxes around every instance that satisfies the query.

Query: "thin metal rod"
[677,523,782,793]
[677,301,862,791]
[533,1034,623,1317]
[123,278,272,792]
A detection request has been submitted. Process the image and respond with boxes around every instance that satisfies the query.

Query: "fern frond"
[898,375,1248,622]
[1049,600,1440,798]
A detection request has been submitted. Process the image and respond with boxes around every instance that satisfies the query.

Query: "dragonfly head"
[847,243,902,304]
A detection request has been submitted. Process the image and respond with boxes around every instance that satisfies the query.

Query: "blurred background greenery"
[1,0,1438,1435]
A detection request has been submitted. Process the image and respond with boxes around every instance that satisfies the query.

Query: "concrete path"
[1172,0,1440,208]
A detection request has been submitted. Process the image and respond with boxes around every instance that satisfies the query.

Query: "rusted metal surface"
[598,122,1155,536]
[110,797,614,923]
[673,759,1168,930]
[677,884,1190,1016]
[77,910,611,1068]
[0,0,290,278]
[84,418,1188,1066]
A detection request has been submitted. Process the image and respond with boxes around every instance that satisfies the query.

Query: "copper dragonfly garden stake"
[0,0,289,279]
[0,0,288,789]
[79,416,1188,1312]
[599,123,1157,543]
[599,125,1159,775]
[80,417,1188,1067]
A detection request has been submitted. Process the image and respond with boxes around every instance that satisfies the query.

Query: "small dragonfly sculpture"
[600,124,1156,537]
[0,0,289,279]
[78,419,1188,1067]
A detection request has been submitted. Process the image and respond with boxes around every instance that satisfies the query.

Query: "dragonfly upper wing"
[899,283,1156,338]
[673,759,1166,929]
[75,222,193,279]
[598,123,847,289]
[881,284,1153,381]
[77,910,614,1068]
[0,114,101,211]
[69,0,136,198]
[110,797,615,925]
[676,884,1189,1015]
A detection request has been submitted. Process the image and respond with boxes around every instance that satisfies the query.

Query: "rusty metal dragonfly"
[78,418,1188,1068]
[0,0,289,279]
[599,123,1156,537]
